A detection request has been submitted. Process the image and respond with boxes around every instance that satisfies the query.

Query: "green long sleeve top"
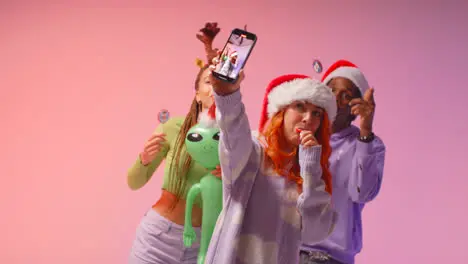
[127,117,208,207]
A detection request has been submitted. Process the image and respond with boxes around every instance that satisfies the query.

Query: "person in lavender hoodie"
[202,63,339,264]
[299,60,386,264]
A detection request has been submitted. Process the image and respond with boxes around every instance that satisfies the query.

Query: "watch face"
[158,109,170,123]
[359,132,375,142]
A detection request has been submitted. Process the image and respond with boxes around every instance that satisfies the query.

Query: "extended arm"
[214,89,259,188]
[297,145,338,245]
[347,137,386,203]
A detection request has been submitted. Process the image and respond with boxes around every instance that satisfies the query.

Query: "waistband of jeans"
[145,208,201,233]
[300,249,333,262]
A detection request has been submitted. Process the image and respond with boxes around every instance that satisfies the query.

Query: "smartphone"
[212,28,257,83]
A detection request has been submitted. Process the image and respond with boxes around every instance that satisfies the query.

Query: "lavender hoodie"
[204,90,338,264]
[302,126,386,264]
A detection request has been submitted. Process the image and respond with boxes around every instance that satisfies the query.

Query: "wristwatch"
[358,132,375,143]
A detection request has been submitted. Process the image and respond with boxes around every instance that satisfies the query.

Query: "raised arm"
[209,66,260,189]
[297,145,338,245]
[126,118,179,190]
[347,137,386,203]
[214,89,258,188]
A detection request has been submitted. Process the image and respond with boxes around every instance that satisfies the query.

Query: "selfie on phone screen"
[214,31,255,80]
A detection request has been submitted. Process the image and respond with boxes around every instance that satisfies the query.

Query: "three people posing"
[127,22,386,264]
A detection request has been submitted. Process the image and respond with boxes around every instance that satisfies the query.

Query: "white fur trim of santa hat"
[267,78,337,122]
[251,130,260,138]
[322,66,369,96]
[230,51,238,57]
[198,109,218,128]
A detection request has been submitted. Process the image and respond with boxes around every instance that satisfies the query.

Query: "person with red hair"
[299,60,386,264]
[203,61,338,263]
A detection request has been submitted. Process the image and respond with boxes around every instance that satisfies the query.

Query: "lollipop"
[158,109,170,124]
[312,59,323,73]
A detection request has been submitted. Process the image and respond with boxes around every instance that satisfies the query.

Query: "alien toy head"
[185,124,220,170]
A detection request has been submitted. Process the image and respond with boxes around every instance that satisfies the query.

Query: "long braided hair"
[167,65,209,209]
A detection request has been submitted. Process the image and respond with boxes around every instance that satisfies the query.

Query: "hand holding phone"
[209,56,246,97]
[211,28,257,83]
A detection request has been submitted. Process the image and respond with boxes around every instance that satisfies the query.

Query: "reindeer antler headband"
[195,58,206,69]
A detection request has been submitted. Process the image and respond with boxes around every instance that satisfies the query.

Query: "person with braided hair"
[127,22,223,264]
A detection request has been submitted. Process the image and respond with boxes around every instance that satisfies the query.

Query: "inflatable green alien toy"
[183,107,223,264]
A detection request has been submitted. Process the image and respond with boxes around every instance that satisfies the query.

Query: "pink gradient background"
[2,1,468,263]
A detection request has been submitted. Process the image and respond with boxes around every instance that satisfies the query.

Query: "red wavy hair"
[261,109,333,194]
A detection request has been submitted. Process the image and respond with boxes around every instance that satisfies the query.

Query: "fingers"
[207,65,219,85]
[300,135,317,146]
[145,134,166,150]
[300,133,314,143]
[364,88,375,103]
[148,132,165,141]
[145,144,162,153]
[235,70,245,84]
[351,105,360,116]
[299,130,313,139]
[146,134,166,145]
[141,139,164,164]
[145,139,165,149]
[211,55,221,66]
[208,63,244,95]
[145,140,165,151]
[140,146,161,165]
[144,143,162,156]
[299,130,318,147]
[301,139,318,147]
[302,141,317,147]
[209,64,216,73]
[145,149,160,159]
[348,98,363,107]
[351,103,373,116]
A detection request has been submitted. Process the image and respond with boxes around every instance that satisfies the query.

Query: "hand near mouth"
[297,129,319,148]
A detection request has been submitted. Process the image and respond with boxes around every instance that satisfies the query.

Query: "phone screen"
[212,28,257,83]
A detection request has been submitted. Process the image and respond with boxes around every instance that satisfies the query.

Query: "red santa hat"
[198,103,218,128]
[321,59,369,96]
[258,74,337,132]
